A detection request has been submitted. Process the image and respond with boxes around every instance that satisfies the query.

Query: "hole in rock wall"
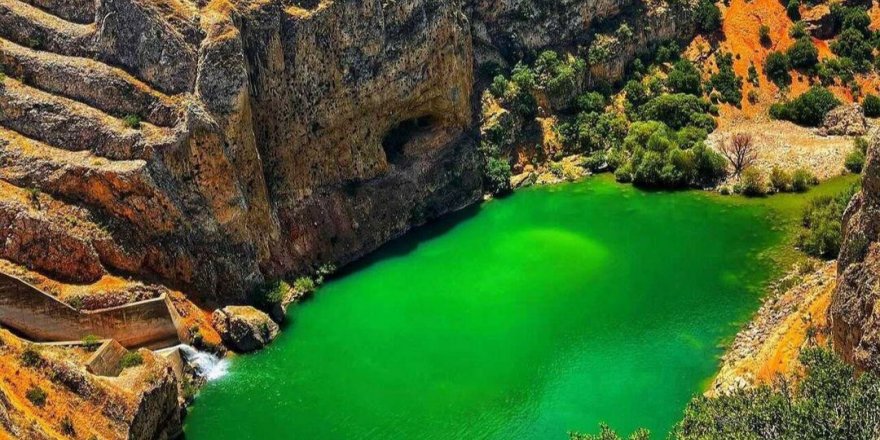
[381,116,437,165]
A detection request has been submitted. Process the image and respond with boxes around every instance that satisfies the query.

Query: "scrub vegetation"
[573,347,880,439]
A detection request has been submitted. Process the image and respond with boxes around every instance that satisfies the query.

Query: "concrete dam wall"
[0,272,182,348]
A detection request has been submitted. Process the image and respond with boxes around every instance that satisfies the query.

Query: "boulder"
[802,5,838,39]
[211,306,279,353]
[819,104,867,136]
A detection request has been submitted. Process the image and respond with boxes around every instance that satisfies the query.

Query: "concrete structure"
[0,272,183,348]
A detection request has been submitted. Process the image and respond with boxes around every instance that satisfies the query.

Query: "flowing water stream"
[183,174,856,439]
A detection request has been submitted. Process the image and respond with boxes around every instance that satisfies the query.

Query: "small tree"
[759,25,772,46]
[721,133,758,175]
[764,51,791,87]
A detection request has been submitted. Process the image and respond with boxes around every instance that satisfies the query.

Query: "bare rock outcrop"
[819,103,868,137]
[212,305,279,353]
[831,129,880,371]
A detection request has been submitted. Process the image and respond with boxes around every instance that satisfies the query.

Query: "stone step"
[19,0,94,24]
[0,37,182,127]
[0,76,176,161]
[0,126,179,234]
[0,0,94,56]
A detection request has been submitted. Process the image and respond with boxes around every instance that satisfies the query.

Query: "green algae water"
[184,175,854,439]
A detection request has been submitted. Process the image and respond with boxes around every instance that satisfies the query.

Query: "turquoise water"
[184,175,787,439]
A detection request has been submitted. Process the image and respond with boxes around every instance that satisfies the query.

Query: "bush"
[709,53,743,105]
[120,351,143,369]
[640,94,712,130]
[488,75,509,98]
[787,37,819,70]
[759,25,772,45]
[82,335,101,352]
[696,0,722,33]
[739,167,767,196]
[862,94,880,117]
[293,276,317,294]
[20,347,42,367]
[769,166,792,192]
[672,347,880,438]
[484,156,512,194]
[786,0,800,20]
[667,60,702,95]
[26,386,47,407]
[789,21,807,38]
[122,114,142,129]
[845,146,866,173]
[764,51,791,87]
[830,28,873,67]
[791,168,815,192]
[769,86,841,126]
[577,91,607,114]
[623,79,649,108]
[798,182,860,258]
[252,280,288,310]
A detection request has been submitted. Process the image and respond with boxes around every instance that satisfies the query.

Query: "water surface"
[185,175,821,438]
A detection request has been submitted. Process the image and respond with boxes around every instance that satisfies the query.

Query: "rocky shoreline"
[708,261,837,396]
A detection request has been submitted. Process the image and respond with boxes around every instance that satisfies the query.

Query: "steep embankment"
[0,0,698,305]
[831,129,880,371]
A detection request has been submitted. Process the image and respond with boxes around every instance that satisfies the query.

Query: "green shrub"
[739,167,767,196]
[764,51,791,87]
[614,163,633,183]
[797,182,860,258]
[488,75,509,98]
[122,114,142,129]
[667,60,702,95]
[769,86,841,126]
[759,25,772,45]
[81,335,101,352]
[747,63,759,85]
[25,386,47,407]
[672,347,880,438]
[120,351,143,369]
[640,94,712,130]
[20,346,42,367]
[484,156,512,194]
[696,0,722,33]
[786,37,819,70]
[769,166,792,192]
[791,168,815,192]
[252,280,288,310]
[862,94,880,117]
[577,91,607,113]
[786,0,800,20]
[789,21,807,38]
[623,79,649,108]
[293,276,317,294]
[830,28,873,67]
[845,147,866,173]
[709,53,743,105]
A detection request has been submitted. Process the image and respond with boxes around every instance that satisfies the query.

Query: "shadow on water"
[331,202,484,278]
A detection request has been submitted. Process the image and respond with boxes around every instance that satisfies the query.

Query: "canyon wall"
[0,0,697,304]
[831,130,880,371]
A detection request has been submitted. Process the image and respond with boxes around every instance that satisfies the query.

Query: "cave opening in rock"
[381,116,437,164]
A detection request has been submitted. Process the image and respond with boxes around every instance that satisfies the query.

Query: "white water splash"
[177,344,230,381]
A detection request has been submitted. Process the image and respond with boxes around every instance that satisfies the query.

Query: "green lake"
[184,174,856,439]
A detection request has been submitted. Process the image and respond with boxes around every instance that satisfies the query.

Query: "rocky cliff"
[0,0,696,305]
[830,130,880,371]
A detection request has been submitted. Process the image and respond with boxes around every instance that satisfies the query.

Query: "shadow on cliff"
[331,203,484,278]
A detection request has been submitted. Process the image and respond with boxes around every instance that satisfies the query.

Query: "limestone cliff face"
[831,130,880,371]
[0,0,696,303]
